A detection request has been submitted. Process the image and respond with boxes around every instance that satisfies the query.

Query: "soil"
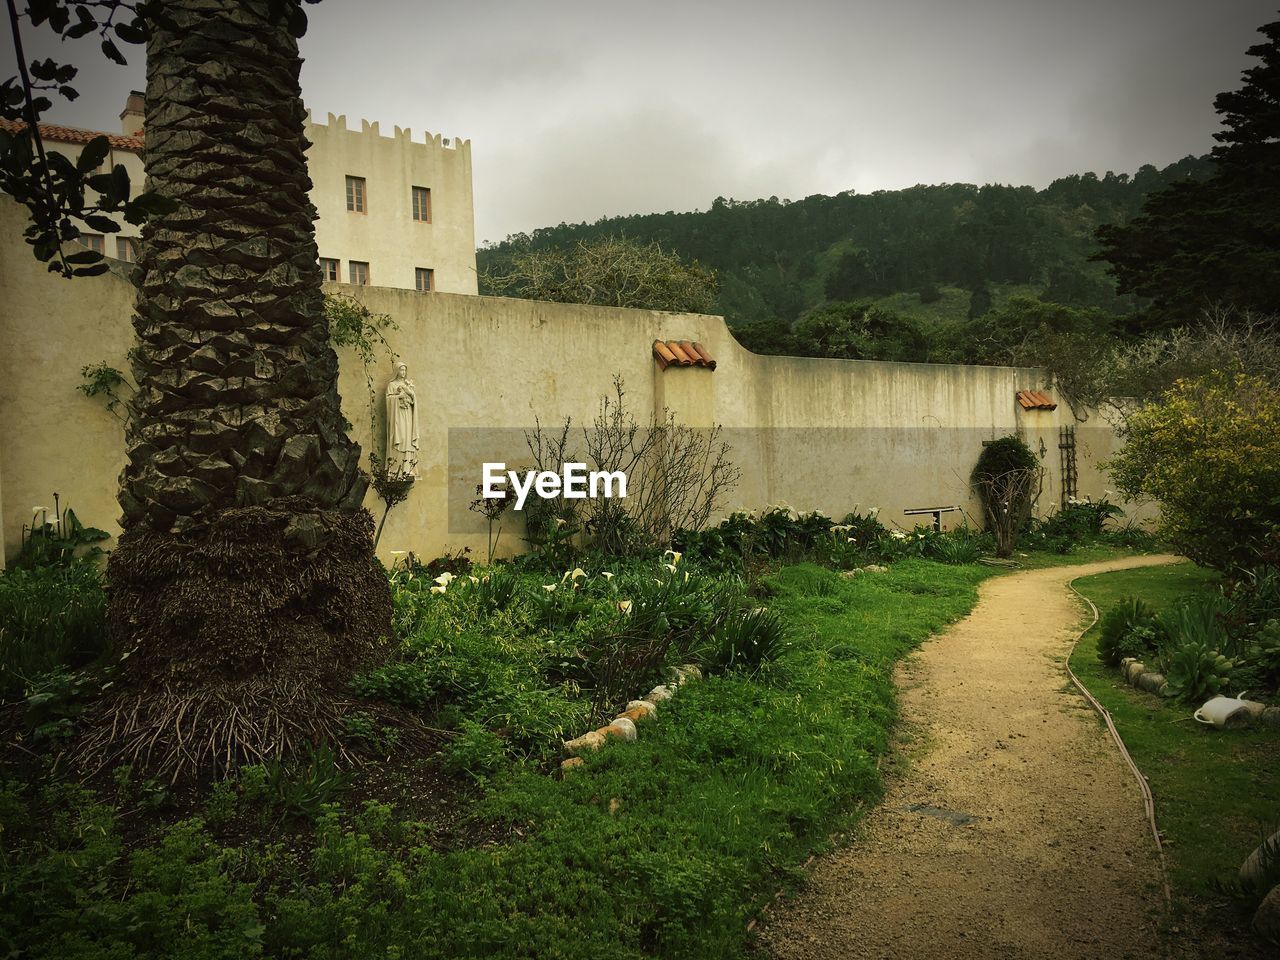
[756,555,1187,960]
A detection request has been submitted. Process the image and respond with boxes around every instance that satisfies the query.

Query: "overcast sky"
[11,0,1275,244]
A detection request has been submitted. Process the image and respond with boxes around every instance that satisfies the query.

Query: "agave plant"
[1160,641,1236,703]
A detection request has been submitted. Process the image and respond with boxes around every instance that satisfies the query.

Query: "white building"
[0,92,478,294]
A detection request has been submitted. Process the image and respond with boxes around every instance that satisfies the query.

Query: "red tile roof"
[654,339,716,370]
[0,119,143,152]
[1016,389,1057,411]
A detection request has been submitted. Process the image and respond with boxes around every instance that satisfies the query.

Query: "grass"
[0,559,995,960]
[1069,562,1280,929]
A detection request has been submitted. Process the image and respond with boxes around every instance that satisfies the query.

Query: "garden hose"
[1065,575,1173,908]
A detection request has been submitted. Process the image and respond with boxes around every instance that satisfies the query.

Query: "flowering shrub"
[1106,372,1280,571]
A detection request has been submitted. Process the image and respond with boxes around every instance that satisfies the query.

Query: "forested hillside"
[477,157,1212,351]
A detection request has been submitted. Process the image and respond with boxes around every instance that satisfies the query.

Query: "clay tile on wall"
[653,340,678,370]
[654,339,716,371]
[666,341,694,365]
[1016,389,1058,411]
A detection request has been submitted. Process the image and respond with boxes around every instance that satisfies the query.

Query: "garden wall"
[0,200,1135,565]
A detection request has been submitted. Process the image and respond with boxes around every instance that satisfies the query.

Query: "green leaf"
[77,136,110,174]
[63,249,103,265]
[101,39,127,65]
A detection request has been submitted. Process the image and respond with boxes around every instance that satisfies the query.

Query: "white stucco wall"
[0,197,1142,566]
[23,110,479,292]
[306,113,478,295]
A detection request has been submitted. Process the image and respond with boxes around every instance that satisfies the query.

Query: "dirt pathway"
[758,554,1184,960]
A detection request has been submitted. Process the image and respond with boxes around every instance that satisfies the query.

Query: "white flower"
[31,506,47,517]
[890,530,907,540]
[684,571,690,582]
[434,572,455,587]
[553,518,567,528]
[869,507,880,516]
[430,585,447,595]
[617,600,633,614]
[467,576,480,584]
[601,571,615,581]
[847,537,857,543]
[543,583,557,592]
[662,563,678,574]
[830,524,852,533]
[663,549,682,565]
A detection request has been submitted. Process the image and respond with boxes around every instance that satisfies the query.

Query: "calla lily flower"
[543,584,557,592]
[601,571,614,580]
[617,600,633,614]
[434,572,455,586]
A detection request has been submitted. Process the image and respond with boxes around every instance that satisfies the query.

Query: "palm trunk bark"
[92,0,391,779]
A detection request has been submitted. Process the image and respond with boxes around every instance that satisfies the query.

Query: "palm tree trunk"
[91,0,391,779]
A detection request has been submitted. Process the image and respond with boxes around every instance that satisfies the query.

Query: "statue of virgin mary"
[385,363,419,478]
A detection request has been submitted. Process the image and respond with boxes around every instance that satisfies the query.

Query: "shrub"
[1241,619,1280,693]
[251,743,352,822]
[1161,641,1236,702]
[704,608,788,674]
[1096,597,1161,666]
[351,661,438,710]
[972,436,1043,557]
[1033,497,1126,551]
[1107,372,1280,571]
[440,721,509,782]
[0,561,108,700]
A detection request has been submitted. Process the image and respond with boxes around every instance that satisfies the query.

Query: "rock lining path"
[759,555,1183,960]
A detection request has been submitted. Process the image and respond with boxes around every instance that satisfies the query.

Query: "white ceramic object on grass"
[1193,696,1255,730]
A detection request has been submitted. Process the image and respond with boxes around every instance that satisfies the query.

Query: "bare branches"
[522,376,740,554]
[482,236,718,314]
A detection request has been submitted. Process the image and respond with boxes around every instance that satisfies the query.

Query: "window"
[116,237,137,262]
[412,186,432,222]
[345,175,366,213]
[319,257,340,281]
[415,267,434,292]
[78,232,104,253]
[349,260,370,285]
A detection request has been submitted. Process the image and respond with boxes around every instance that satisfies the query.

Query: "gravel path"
[757,555,1184,960]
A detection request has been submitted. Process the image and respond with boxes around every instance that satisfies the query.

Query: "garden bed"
[1070,563,1280,956]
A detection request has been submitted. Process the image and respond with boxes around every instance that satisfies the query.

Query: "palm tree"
[78,0,391,778]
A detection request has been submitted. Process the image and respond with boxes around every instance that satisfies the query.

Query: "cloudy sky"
[13,0,1275,244]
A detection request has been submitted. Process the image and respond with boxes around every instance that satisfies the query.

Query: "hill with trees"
[478,157,1212,360]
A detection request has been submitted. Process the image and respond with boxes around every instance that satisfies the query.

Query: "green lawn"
[0,559,997,960]
[1069,563,1280,920]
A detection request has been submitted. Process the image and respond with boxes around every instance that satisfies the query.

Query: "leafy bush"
[23,665,99,742]
[1107,372,1280,571]
[704,608,788,674]
[972,436,1042,557]
[1159,593,1235,657]
[248,743,352,821]
[460,567,521,612]
[15,501,109,569]
[351,661,439,710]
[440,721,509,783]
[0,561,108,700]
[1096,597,1162,666]
[1240,619,1280,693]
